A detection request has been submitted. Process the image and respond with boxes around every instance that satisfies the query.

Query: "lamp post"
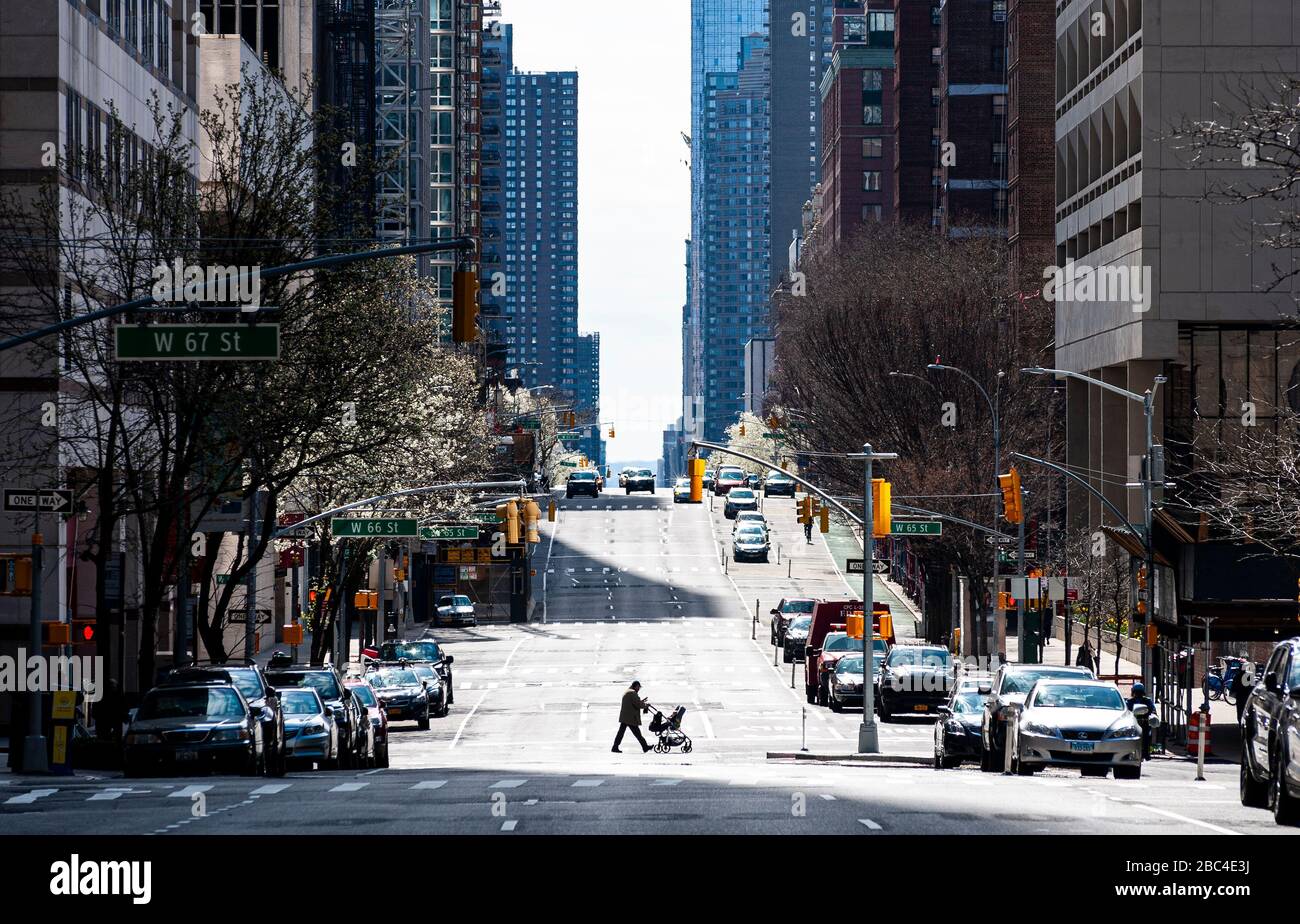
[927,364,1004,661]
[849,443,898,754]
[1022,367,1165,688]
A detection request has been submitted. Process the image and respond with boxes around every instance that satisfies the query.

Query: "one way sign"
[3,488,74,513]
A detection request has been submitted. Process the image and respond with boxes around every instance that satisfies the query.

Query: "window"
[931,87,941,107]
[993,0,1007,21]
[992,44,1006,74]
[993,142,1007,164]
[861,203,883,222]
[862,138,882,159]
[863,105,882,125]
[992,94,1007,117]
[863,170,881,192]
[862,70,882,92]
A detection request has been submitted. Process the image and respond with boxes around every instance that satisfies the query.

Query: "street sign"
[331,517,418,538]
[469,512,501,523]
[419,525,479,540]
[518,419,541,430]
[557,432,581,442]
[3,488,73,514]
[846,558,889,575]
[890,520,942,536]
[985,535,1015,545]
[873,559,889,574]
[114,323,280,361]
[216,573,233,586]
[560,460,578,467]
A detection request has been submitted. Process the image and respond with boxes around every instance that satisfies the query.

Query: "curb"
[766,751,931,765]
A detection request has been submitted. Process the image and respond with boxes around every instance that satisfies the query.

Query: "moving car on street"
[933,683,993,769]
[379,639,456,704]
[713,466,746,495]
[731,524,770,562]
[702,469,716,491]
[770,597,817,646]
[672,477,693,503]
[408,662,449,717]
[814,632,865,706]
[1239,636,1300,824]
[344,678,389,768]
[619,468,636,488]
[365,665,432,730]
[978,663,1095,772]
[624,468,656,494]
[435,594,477,627]
[783,614,813,664]
[763,469,796,497]
[566,469,600,498]
[278,687,338,770]
[723,487,759,519]
[124,681,267,777]
[876,644,955,720]
[732,510,766,533]
[1009,679,1145,779]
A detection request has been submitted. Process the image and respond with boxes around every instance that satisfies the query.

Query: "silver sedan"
[1010,679,1144,779]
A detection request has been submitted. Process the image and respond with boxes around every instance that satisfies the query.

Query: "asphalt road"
[1,487,1292,835]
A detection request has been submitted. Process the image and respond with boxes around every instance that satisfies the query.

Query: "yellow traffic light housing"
[819,505,830,533]
[608,426,615,438]
[689,457,705,503]
[871,478,891,537]
[739,422,746,436]
[798,495,813,524]
[523,500,541,543]
[452,270,479,343]
[495,500,520,544]
[998,467,1023,524]
[0,554,33,595]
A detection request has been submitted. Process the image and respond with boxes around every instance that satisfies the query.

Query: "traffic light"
[997,591,1013,611]
[44,621,71,646]
[819,505,830,533]
[0,554,33,595]
[768,414,781,430]
[798,495,813,524]
[998,467,1023,524]
[1136,565,1148,591]
[495,500,520,544]
[452,270,479,343]
[72,619,96,643]
[547,500,557,522]
[608,426,615,438]
[739,422,746,437]
[523,499,541,543]
[689,457,705,503]
[565,411,576,429]
[871,478,891,537]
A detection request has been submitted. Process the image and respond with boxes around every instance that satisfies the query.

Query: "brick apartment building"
[891,0,940,224]
[1006,0,1056,281]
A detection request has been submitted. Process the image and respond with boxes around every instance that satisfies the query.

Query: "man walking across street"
[612,680,653,753]
[804,517,813,544]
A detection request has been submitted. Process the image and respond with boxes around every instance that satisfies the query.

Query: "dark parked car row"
[1239,637,1300,826]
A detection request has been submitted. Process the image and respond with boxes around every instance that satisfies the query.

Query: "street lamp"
[1021,367,1166,688]
[927,364,1005,661]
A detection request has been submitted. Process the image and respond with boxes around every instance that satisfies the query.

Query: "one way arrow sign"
[3,488,74,513]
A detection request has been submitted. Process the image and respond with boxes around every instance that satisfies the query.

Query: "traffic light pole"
[22,528,48,773]
[852,443,898,755]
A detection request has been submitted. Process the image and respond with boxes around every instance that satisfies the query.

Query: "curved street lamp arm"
[1008,451,1146,545]
[272,479,526,539]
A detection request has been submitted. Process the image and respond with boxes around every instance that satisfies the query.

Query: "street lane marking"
[491,779,528,788]
[652,779,682,786]
[411,780,447,790]
[501,820,518,831]
[858,818,882,830]
[502,638,526,670]
[329,782,369,792]
[1132,803,1240,835]
[819,793,837,801]
[249,783,292,796]
[6,788,57,804]
[572,779,604,787]
[169,785,212,799]
[450,690,488,749]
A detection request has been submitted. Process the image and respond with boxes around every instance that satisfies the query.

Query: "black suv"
[566,470,600,498]
[265,664,368,769]
[379,639,456,706]
[1240,637,1300,825]
[161,664,287,776]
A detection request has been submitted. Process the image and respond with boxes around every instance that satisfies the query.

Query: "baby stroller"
[647,704,692,754]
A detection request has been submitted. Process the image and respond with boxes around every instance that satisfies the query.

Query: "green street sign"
[557,431,582,442]
[418,525,479,540]
[216,573,232,585]
[560,460,578,467]
[331,517,418,538]
[890,520,942,536]
[519,419,541,430]
[115,324,280,361]
[469,512,500,523]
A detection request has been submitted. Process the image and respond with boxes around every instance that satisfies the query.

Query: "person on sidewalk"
[1230,660,1254,723]
[804,518,813,544]
[1126,682,1156,759]
[612,680,653,753]
[1075,639,1096,676]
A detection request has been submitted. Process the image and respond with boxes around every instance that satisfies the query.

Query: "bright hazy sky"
[502,0,691,464]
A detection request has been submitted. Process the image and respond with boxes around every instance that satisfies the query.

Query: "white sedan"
[1010,679,1144,779]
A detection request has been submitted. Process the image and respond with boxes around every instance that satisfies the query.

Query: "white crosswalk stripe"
[6,788,57,805]
[169,785,212,799]
[411,780,448,790]
[490,779,528,789]
[250,783,292,796]
[329,782,369,793]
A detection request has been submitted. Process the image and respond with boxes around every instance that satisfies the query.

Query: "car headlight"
[1021,721,1059,737]
[125,732,161,745]
[1105,721,1141,739]
[302,724,324,736]
[211,726,252,742]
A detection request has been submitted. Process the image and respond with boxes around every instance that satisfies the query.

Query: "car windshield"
[268,670,341,701]
[720,468,744,480]
[571,472,595,481]
[636,469,653,477]
[951,692,985,714]
[137,687,245,720]
[369,669,420,688]
[788,615,813,633]
[675,478,690,487]
[836,657,865,675]
[1001,667,1088,694]
[766,470,791,481]
[347,685,378,707]
[783,600,816,613]
[729,489,755,500]
[825,635,865,653]
[411,665,438,681]
[381,641,442,662]
[224,670,264,701]
[280,689,322,715]
[1031,684,1124,710]
[737,527,766,538]
[887,648,950,668]
[872,638,888,654]
[451,596,471,607]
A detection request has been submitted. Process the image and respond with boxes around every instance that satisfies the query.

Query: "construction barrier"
[1187,710,1212,758]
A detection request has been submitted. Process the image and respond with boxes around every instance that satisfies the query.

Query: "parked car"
[619,468,636,488]
[344,678,389,769]
[435,594,477,627]
[278,687,339,770]
[566,470,600,498]
[672,477,693,503]
[265,665,369,769]
[744,473,763,489]
[702,469,716,491]
[723,487,759,519]
[876,644,955,720]
[978,663,1095,772]
[713,466,746,495]
[783,614,814,664]
[1009,679,1145,779]
[160,664,286,777]
[814,632,866,706]
[933,683,992,769]
[124,682,267,777]
[625,468,656,494]
[365,665,432,730]
[378,639,455,704]
[1240,636,1300,824]
[828,655,867,712]
[800,600,885,700]
[770,597,818,647]
[763,469,797,497]
[731,524,770,562]
[408,662,449,717]
[732,510,766,533]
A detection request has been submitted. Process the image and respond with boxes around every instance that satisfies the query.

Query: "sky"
[501,0,691,465]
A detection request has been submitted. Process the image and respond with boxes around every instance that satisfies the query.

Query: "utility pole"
[244,493,257,661]
[855,442,898,754]
[175,482,190,669]
[22,526,48,772]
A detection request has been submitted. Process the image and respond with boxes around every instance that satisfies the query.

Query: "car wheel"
[376,745,390,769]
[1013,750,1032,776]
[805,686,816,705]
[877,695,892,722]
[418,708,431,731]
[829,691,841,712]
[269,744,287,778]
[1241,747,1270,807]
[943,755,962,770]
[782,648,792,664]
[933,748,944,770]
[1115,764,1142,780]
[1271,745,1300,825]
[447,682,454,706]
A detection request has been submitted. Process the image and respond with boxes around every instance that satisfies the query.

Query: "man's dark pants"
[614,723,650,750]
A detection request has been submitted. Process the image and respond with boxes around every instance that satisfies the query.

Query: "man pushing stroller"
[612,680,654,753]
